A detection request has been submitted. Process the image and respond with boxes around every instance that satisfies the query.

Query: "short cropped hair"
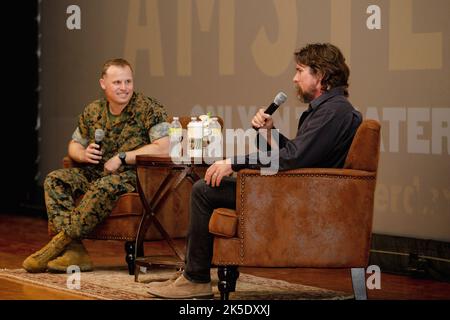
[294,43,350,96]
[101,58,133,78]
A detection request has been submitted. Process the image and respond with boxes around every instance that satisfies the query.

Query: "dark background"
[1,2,40,214]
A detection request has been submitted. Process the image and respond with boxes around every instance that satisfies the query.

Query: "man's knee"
[44,169,66,191]
[92,174,134,196]
[192,179,207,197]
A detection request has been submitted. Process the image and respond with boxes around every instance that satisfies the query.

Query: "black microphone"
[94,129,105,150]
[253,92,288,130]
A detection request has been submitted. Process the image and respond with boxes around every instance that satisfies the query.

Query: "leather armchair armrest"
[209,208,238,238]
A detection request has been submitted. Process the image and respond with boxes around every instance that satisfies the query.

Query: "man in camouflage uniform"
[23,58,170,273]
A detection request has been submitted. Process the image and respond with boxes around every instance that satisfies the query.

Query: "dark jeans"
[183,176,236,283]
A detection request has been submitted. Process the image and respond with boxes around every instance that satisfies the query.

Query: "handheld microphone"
[264,92,288,115]
[253,92,287,130]
[94,129,105,150]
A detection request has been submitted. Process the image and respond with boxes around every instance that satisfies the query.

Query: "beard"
[295,85,315,104]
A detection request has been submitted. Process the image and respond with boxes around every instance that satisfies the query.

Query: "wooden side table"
[133,155,209,282]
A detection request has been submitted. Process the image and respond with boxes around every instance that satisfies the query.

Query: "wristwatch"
[118,152,127,166]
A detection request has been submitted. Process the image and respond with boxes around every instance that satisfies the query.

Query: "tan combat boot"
[22,231,72,273]
[47,240,93,273]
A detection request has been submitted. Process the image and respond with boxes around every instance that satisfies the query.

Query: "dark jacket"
[231,86,362,171]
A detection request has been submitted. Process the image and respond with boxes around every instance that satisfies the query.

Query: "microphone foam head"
[274,92,288,105]
[95,129,105,142]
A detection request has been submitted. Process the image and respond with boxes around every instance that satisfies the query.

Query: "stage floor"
[1,213,449,300]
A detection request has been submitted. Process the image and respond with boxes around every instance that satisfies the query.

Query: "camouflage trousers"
[44,167,136,239]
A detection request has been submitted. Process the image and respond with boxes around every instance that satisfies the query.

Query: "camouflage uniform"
[44,92,169,239]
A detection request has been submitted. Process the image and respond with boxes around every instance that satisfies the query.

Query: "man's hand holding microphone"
[80,128,122,174]
[79,129,104,164]
[206,92,287,187]
[91,129,125,174]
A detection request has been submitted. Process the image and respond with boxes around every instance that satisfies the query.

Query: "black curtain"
[1,2,39,213]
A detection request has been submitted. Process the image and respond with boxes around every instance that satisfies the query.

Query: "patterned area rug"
[0,267,353,300]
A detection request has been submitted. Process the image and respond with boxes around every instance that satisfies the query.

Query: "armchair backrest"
[343,119,381,172]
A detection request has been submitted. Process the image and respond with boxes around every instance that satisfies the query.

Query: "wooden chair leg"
[351,267,367,300]
[125,241,136,275]
[217,266,240,300]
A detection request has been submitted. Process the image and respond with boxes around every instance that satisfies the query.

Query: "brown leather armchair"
[209,119,381,300]
[50,116,223,275]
